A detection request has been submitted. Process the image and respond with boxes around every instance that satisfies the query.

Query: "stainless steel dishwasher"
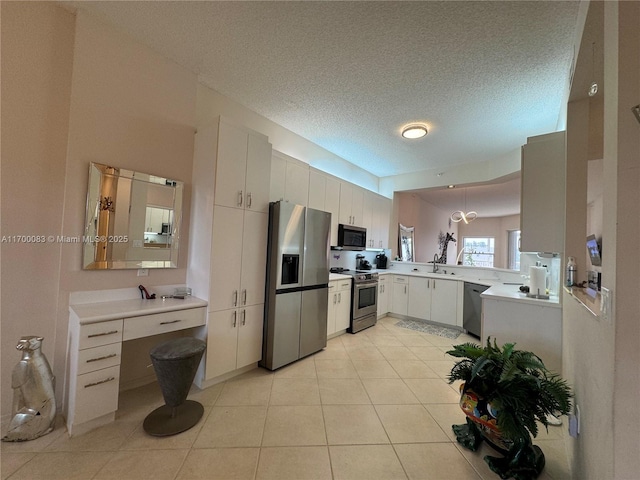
[463,282,489,338]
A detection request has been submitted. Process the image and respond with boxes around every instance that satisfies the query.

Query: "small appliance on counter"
[356,254,372,270]
[375,253,388,269]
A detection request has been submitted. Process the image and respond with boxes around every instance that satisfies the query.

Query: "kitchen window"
[462,237,495,268]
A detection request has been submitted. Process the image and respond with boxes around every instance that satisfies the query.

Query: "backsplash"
[330,249,391,271]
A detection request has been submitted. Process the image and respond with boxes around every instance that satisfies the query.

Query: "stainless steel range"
[349,271,378,333]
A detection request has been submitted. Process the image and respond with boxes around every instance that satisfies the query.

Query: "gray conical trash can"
[143,337,206,436]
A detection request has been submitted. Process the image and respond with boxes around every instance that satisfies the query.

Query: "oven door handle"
[355,281,378,288]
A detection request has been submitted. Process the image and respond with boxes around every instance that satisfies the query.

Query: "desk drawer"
[77,342,122,376]
[123,307,206,341]
[78,319,123,350]
[74,365,120,424]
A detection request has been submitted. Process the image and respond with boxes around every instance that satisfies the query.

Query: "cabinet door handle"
[87,330,119,338]
[238,190,243,206]
[242,289,247,305]
[160,319,181,325]
[404,285,407,294]
[247,192,252,208]
[427,280,430,288]
[233,290,238,307]
[333,293,337,304]
[84,376,116,389]
[241,309,246,325]
[338,292,341,303]
[86,353,117,363]
[433,280,436,289]
[232,311,237,327]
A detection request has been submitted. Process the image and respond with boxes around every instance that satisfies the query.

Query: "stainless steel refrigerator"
[261,202,331,370]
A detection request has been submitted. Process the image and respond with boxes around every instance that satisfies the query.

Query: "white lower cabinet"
[206,304,264,379]
[430,278,460,327]
[327,279,352,337]
[391,275,409,316]
[394,275,460,327]
[407,277,432,320]
[67,302,206,436]
[377,275,390,317]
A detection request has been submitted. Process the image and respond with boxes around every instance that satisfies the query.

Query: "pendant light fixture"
[451,187,477,224]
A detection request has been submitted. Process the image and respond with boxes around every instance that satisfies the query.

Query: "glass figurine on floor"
[2,336,56,442]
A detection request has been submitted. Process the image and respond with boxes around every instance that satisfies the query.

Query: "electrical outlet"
[600,287,612,323]
[137,268,149,277]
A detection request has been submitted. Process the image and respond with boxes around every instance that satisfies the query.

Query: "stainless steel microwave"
[337,224,366,250]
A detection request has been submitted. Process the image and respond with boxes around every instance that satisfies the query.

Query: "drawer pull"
[86,353,117,363]
[84,376,116,388]
[87,330,119,338]
[160,319,182,325]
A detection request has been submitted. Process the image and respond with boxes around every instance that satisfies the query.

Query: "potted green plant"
[447,338,572,480]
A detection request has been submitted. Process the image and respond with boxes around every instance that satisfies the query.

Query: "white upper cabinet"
[361,192,391,249]
[285,161,310,206]
[308,170,326,210]
[520,131,566,253]
[307,169,341,246]
[325,177,341,246]
[339,182,364,226]
[269,152,309,206]
[215,119,271,213]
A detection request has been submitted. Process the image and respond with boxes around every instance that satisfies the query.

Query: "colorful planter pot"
[453,384,546,480]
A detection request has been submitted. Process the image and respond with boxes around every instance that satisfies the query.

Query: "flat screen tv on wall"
[586,234,601,267]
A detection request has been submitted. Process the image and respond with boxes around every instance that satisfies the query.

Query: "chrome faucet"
[433,254,439,273]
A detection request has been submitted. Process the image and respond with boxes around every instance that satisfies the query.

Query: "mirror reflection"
[83,162,183,270]
[398,224,415,262]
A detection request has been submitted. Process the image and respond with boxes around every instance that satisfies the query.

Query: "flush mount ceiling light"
[401,124,428,139]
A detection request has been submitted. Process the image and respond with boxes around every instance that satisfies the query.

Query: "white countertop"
[329,273,353,281]
[332,268,561,308]
[70,296,208,324]
[481,283,560,308]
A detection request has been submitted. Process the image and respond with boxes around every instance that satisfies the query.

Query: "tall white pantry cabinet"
[188,117,272,385]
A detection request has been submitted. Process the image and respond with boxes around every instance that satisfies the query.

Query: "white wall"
[394,192,458,264]
[1,4,199,418]
[563,2,640,478]
[1,2,76,420]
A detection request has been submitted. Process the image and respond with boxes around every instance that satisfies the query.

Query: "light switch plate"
[600,287,611,323]
[137,268,149,277]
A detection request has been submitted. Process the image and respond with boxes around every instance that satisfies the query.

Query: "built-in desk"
[66,296,207,436]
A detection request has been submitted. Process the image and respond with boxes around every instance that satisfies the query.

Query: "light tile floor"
[1,317,570,480]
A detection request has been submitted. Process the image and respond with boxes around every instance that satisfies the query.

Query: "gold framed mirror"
[83,162,183,270]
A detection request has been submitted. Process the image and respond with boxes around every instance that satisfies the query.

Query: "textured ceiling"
[64,0,581,180]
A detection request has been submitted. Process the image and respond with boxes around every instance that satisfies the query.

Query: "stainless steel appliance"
[463,282,489,338]
[337,224,366,250]
[350,271,378,333]
[261,202,331,370]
